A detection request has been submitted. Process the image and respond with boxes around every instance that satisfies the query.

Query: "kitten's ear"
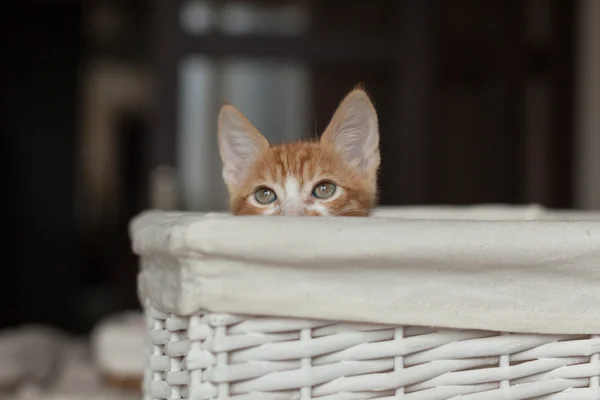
[218,104,269,188]
[321,89,380,176]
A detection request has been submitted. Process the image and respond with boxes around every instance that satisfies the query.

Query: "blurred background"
[1,0,600,368]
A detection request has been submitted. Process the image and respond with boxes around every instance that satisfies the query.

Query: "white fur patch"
[306,202,330,216]
[282,176,304,216]
[284,176,301,201]
[262,208,278,215]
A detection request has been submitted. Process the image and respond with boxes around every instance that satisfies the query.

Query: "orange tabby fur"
[218,88,380,216]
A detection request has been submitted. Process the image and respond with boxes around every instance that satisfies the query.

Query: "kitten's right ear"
[321,89,380,178]
[218,104,269,188]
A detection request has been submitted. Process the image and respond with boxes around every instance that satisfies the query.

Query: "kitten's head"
[218,88,380,216]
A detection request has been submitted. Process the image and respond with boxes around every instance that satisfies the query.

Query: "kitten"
[217,88,380,216]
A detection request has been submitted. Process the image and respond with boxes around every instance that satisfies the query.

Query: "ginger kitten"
[217,88,380,216]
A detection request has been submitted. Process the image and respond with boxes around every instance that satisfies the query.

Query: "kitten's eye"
[313,181,337,199]
[254,187,277,204]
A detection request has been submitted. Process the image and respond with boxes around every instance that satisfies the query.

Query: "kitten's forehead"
[259,142,340,183]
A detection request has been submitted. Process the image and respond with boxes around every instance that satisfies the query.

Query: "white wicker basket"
[130,205,600,400]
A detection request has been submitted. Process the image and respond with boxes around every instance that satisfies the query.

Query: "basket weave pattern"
[144,306,600,400]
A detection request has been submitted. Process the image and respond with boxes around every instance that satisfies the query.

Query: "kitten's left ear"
[321,89,380,177]
[218,104,269,188]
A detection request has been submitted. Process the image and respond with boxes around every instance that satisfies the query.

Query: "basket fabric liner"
[131,205,600,335]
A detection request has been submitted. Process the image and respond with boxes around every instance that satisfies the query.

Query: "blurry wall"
[1,1,81,331]
[574,0,600,209]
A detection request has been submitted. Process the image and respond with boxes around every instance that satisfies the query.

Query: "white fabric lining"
[131,205,600,334]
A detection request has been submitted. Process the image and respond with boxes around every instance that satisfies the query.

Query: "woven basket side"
[143,308,600,400]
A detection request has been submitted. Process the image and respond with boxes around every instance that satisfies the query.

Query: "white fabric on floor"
[131,205,600,334]
[0,325,138,400]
